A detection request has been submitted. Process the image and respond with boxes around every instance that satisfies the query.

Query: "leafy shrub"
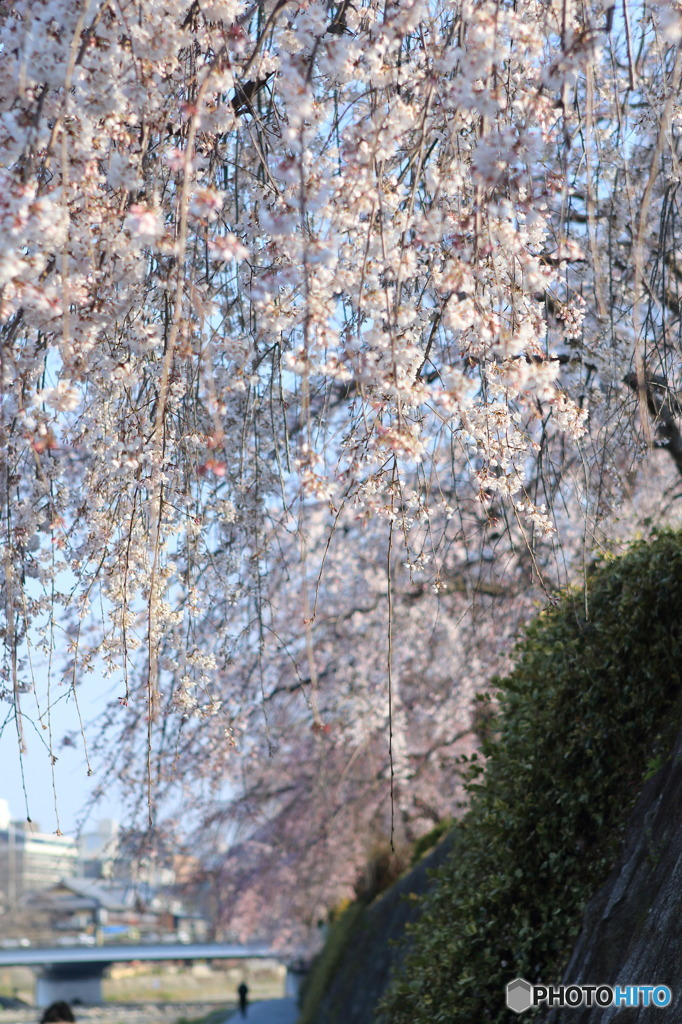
[382,532,682,1024]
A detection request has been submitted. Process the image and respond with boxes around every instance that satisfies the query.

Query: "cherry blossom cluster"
[2,0,682,944]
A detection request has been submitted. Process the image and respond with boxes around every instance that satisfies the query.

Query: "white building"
[78,818,120,878]
[0,799,79,906]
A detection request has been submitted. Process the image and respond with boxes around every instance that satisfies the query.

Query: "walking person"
[237,981,249,1018]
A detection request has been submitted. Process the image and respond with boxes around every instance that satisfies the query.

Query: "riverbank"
[0,959,286,1018]
[0,1000,235,1024]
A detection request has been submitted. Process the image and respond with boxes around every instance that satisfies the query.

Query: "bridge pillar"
[285,962,308,999]
[36,963,107,1007]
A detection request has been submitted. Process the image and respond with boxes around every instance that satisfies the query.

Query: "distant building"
[0,800,209,943]
[25,877,209,943]
[23,877,173,941]
[78,819,120,879]
[25,878,133,938]
[0,801,79,906]
[111,830,181,888]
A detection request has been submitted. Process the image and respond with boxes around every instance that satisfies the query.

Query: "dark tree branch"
[625,371,682,478]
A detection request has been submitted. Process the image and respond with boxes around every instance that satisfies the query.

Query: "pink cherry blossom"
[1,0,682,947]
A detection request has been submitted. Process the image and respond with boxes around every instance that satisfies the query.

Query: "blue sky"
[0,676,126,837]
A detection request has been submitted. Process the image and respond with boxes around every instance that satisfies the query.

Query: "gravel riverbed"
[0,1002,233,1024]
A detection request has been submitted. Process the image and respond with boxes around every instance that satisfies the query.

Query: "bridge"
[0,942,279,1006]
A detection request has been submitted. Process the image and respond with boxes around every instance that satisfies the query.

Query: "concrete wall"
[539,723,682,1023]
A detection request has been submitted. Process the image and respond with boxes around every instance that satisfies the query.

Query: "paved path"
[226,998,298,1024]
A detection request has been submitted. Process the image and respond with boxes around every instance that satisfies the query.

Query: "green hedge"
[381,532,682,1024]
